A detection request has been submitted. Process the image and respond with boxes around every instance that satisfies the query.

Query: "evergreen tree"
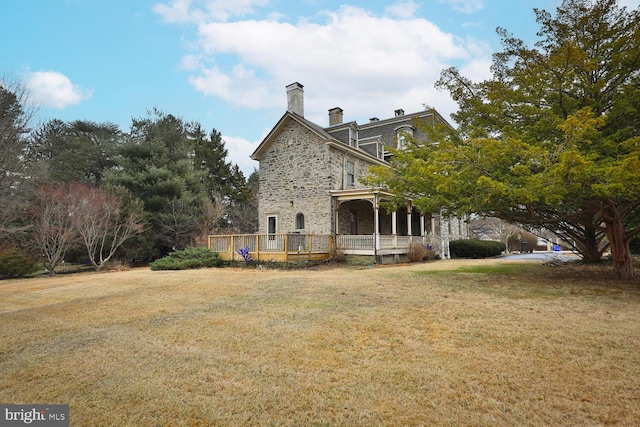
[368,0,640,278]
[0,79,42,237]
[107,110,213,256]
[30,119,122,186]
[193,127,255,232]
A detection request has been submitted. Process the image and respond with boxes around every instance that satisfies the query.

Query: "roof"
[250,111,336,161]
[250,111,389,167]
[251,106,453,164]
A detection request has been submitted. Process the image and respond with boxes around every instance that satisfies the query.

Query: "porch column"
[334,199,339,235]
[391,211,397,235]
[406,210,412,237]
[431,216,436,234]
[420,215,425,236]
[374,194,380,251]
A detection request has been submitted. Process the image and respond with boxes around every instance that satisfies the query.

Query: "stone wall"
[258,121,333,234]
[257,119,380,235]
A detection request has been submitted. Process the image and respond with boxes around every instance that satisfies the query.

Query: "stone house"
[248,82,468,259]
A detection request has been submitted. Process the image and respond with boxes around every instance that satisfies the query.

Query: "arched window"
[396,126,414,149]
[296,213,305,230]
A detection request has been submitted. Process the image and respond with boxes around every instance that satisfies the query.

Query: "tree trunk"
[578,225,604,264]
[603,204,635,280]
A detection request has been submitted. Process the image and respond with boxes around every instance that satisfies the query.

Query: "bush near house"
[149,247,224,270]
[0,248,40,279]
[449,239,505,259]
[407,242,438,262]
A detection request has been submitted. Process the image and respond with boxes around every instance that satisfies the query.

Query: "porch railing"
[208,233,333,262]
[335,233,446,257]
[209,232,448,260]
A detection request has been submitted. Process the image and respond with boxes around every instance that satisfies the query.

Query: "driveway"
[498,251,580,262]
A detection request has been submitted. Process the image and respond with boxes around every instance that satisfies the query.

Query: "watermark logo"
[0,405,68,426]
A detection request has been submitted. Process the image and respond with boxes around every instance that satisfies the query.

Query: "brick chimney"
[286,82,304,116]
[328,107,343,126]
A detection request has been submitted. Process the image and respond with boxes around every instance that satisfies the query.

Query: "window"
[267,216,277,240]
[347,161,355,186]
[295,213,305,230]
[396,126,414,150]
[397,133,406,150]
[349,128,358,147]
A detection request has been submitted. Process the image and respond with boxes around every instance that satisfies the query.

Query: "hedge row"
[449,239,506,259]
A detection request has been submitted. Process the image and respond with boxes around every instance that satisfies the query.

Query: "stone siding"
[258,121,334,234]
[258,120,379,235]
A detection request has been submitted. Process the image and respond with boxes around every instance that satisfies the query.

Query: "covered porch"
[207,189,449,263]
[332,189,448,259]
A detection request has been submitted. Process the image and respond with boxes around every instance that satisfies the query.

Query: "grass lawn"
[1,259,639,426]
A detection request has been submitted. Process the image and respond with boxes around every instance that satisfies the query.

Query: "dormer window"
[396,126,414,150]
[348,127,358,148]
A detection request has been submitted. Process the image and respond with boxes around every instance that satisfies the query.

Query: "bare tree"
[68,183,144,270]
[29,185,78,275]
[29,183,144,273]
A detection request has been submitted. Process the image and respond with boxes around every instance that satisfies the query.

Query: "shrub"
[449,239,505,259]
[149,247,223,270]
[0,249,40,279]
[407,242,428,263]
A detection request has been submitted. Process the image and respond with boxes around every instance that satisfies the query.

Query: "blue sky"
[3,0,639,175]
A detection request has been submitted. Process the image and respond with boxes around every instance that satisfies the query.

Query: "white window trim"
[346,161,355,186]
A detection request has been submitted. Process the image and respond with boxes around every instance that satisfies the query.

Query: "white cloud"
[176,4,484,124]
[188,64,272,108]
[153,0,195,23]
[154,2,495,168]
[221,134,259,175]
[178,54,202,70]
[25,70,92,109]
[385,0,420,19]
[154,0,269,23]
[439,0,484,14]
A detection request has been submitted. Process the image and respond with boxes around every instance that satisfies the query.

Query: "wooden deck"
[208,233,447,262]
[208,233,334,262]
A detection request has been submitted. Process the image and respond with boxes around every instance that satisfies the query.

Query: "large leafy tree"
[368,0,640,278]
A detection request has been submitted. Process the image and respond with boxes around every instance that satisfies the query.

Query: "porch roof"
[330,188,397,203]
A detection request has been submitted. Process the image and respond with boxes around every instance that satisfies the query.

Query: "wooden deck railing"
[208,233,333,262]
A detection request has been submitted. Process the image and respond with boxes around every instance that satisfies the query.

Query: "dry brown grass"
[1,259,639,426]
